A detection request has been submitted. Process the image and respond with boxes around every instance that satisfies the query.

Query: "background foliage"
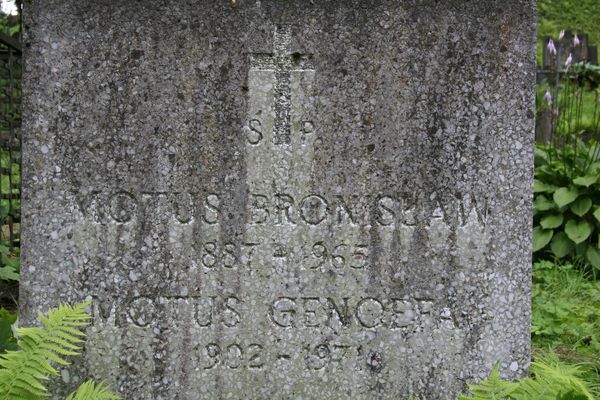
[537,0,600,63]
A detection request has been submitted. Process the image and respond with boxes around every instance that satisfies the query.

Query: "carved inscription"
[245,118,315,146]
[200,242,259,270]
[198,343,265,370]
[92,295,455,373]
[80,23,495,396]
[247,119,263,145]
[191,341,383,371]
[75,190,489,227]
[268,296,445,330]
[249,25,314,145]
[100,295,451,331]
[194,342,362,371]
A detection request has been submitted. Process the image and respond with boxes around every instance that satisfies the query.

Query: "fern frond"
[510,352,597,400]
[66,381,123,400]
[512,377,561,400]
[529,358,596,400]
[555,391,590,400]
[0,301,92,400]
[459,364,519,400]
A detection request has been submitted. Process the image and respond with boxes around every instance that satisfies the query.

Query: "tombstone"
[20,1,536,399]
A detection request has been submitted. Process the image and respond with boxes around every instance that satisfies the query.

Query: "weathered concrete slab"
[20,1,536,399]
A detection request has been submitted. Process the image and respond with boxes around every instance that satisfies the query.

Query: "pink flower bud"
[559,30,565,40]
[574,35,580,46]
[544,89,552,107]
[547,39,557,55]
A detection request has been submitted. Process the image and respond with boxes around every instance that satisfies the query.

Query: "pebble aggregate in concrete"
[20,1,535,399]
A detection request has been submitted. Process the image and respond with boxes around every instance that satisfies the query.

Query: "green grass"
[554,89,600,135]
[536,80,600,144]
[532,261,600,392]
[554,85,600,136]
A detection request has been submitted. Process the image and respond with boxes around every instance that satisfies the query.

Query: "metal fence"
[0,10,21,249]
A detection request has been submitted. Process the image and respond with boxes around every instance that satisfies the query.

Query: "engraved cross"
[250,25,314,145]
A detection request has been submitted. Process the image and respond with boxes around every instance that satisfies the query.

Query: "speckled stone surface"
[20,1,536,399]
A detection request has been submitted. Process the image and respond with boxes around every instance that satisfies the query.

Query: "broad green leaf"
[533,180,557,193]
[574,242,588,257]
[540,213,563,229]
[593,207,600,223]
[564,220,593,244]
[0,265,18,281]
[570,196,593,217]
[533,227,553,252]
[534,147,549,164]
[0,244,9,255]
[534,195,556,212]
[573,175,598,187]
[550,232,574,258]
[553,187,579,208]
[535,165,554,179]
[0,308,17,353]
[586,246,600,269]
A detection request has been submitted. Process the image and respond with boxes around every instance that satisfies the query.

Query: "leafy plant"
[0,242,18,281]
[531,260,600,393]
[458,363,518,399]
[0,7,20,37]
[459,354,597,400]
[532,261,600,350]
[0,308,16,353]
[557,70,600,139]
[534,28,600,272]
[0,301,121,400]
[533,140,600,272]
[521,355,596,400]
[65,381,121,400]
